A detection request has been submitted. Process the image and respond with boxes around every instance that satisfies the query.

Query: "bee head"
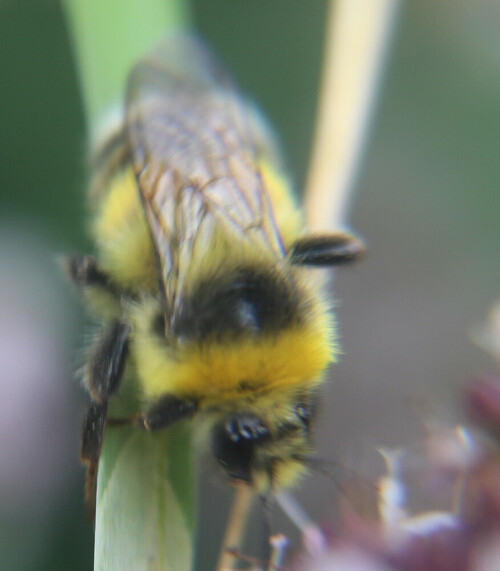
[211,401,313,493]
[212,413,271,483]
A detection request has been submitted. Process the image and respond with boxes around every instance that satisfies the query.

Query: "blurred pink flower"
[0,226,80,520]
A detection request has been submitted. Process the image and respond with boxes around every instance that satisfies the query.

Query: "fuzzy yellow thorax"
[130,296,335,403]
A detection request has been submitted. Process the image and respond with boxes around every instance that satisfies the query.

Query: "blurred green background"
[1,1,499,569]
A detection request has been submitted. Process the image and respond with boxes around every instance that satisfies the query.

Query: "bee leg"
[140,395,198,431]
[80,321,130,515]
[106,415,141,427]
[80,400,108,519]
[64,253,119,298]
[289,233,365,267]
[86,321,130,402]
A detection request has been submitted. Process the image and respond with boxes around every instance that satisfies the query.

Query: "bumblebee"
[68,36,363,506]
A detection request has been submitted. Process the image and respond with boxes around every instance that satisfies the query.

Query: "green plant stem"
[94,423,194,571]
[61,2,194,570]
[63,0,189,136]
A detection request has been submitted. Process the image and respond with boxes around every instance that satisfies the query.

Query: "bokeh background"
[1,1,499,569]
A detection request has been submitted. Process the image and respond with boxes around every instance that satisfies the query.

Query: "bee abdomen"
[172,266,301,341]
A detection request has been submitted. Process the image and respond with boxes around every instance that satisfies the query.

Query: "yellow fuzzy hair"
[130,295,335,403]
[91,167,157,292]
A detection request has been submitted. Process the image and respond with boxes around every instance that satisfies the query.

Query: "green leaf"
[95,424,194,571]
[61,1,195,569]
[62,0,190,135]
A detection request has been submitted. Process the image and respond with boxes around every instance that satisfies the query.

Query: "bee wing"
[126,36,286,322]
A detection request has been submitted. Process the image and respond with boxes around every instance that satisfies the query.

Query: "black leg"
[105,395,197,431]
[289,233,364,267]
[79,320,129,516]
[141,395,198,431]
[64,253,120,297]
[80,400,108,518]
[86,321,130,402]
[81,401,108,465]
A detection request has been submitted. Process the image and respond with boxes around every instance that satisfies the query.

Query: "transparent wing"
[126,35,286,323]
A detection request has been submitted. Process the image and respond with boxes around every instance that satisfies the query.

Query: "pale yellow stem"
[304,0,400,231]
[217,485,255,571]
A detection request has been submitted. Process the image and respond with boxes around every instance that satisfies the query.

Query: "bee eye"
[212,414,270,482]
